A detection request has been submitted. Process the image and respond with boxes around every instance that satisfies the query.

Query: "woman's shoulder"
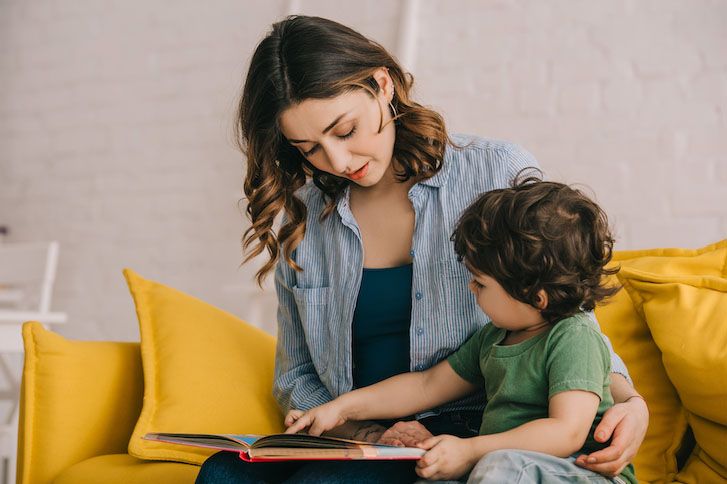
[447,134,539,167]
[442,134,541,189]
[293,180,327,214]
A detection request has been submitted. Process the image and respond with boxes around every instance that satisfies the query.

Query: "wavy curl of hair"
[238,16,450,285]
[452,171,619,323]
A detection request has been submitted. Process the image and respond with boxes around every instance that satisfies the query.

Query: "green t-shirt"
[447,312,636,483]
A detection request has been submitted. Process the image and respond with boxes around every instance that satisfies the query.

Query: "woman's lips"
[348,162,370,181]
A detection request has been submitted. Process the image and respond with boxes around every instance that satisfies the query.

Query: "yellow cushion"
[675,446,727,484]
[55,454,198,484]
[19,322,144,484]
[124,269,284,465]
[618,268,727,482]
[595,240,727,483]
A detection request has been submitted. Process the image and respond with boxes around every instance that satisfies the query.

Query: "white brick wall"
[1,0,725,343]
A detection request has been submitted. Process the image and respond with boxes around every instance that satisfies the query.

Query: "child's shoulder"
[546,312,608,349]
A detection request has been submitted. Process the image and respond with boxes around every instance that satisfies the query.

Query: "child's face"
[468,273,545,331]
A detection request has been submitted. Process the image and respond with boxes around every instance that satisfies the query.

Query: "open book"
[144,432,425,462]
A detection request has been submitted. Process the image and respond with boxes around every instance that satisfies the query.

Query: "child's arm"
[285,360,478,436]
[414,389,601,480]
[471,389,600,456]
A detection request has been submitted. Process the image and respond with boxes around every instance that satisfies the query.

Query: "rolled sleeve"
[272,254,333,413]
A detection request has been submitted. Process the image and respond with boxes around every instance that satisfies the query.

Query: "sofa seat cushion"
[54,454,199,484]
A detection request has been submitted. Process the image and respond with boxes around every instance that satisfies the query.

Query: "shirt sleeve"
[546,321,611,399]
[504,143,541,181]
[585,310,632,385]
[447,326,488,386]
[272,253,334,413]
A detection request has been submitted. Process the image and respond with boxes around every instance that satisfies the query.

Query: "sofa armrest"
[18,322,144,484]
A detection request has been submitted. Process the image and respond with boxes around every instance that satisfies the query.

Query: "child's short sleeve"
[545,320,611,399]
[447,325,499,386]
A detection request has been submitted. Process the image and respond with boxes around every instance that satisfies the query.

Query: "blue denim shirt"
[273,134,630,416]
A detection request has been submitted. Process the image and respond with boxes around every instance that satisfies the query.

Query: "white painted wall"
[1,0,725,341]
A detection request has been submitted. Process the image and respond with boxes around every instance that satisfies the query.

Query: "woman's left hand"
[378,420,433,447]
[575,396,649,476]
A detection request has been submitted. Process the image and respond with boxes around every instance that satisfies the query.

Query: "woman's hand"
[575,396,649,475]
[415,435,477,481]
[284,402,348,436]
[377,420,434,447]
[284,409,306,429]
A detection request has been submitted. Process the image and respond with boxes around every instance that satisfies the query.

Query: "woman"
[196,15,648,484]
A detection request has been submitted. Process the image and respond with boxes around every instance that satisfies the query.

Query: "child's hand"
[415,435,477,481]
[283,401,347,436]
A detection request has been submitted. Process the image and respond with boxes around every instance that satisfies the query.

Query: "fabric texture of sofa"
[16,241,727,484]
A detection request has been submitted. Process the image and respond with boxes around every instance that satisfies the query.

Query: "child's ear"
[535,289,549,310]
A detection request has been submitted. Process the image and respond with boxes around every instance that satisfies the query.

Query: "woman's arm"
[272,257,335,412]
[574,374,649,476]
[574,311,648,476]
[286,361,478,435]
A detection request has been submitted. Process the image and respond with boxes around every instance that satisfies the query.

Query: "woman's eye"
[300,125,356,157]
[302,145,319,156]
[337,126,356,140]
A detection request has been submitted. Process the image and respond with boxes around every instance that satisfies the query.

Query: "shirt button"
[415,292,423,300]
[416,327,424,335]
[415,364,424,371]
[409,249,415,257]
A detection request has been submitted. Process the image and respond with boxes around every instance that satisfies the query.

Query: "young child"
[285,175,637,483]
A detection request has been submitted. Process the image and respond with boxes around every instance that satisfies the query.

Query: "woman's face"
[278,70,396,188]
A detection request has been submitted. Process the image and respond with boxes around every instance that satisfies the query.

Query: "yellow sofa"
[15,242,727,484]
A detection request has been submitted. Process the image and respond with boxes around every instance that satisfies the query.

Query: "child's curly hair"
[452,171,619,323]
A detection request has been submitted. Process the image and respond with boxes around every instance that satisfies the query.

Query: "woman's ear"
[535,289,549,310]
[371,67,393,102]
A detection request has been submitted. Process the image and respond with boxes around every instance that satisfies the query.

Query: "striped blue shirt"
[273,134,630,416]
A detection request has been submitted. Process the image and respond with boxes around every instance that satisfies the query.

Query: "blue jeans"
[195,412,481,484]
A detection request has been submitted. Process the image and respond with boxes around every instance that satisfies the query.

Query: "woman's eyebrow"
[288,111,352,144]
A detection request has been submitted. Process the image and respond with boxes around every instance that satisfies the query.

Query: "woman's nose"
[323,144,351,175]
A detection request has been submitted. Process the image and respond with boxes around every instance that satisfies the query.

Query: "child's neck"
[502,320,552,345]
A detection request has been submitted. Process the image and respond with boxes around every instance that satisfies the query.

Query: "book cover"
[143,432,425,462]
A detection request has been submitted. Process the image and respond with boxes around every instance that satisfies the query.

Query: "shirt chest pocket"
[292,286,331,376]
[438,258,475,307]
[437,258,486,339]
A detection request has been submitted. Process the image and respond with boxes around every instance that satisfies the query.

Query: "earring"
[389,100,398,120]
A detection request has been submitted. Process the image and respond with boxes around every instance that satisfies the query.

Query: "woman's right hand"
[377,420,434,447]
[284,402,347,436]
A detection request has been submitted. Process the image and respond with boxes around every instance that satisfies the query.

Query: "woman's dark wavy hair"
[452,171,619,323]
[239,15,450,284]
